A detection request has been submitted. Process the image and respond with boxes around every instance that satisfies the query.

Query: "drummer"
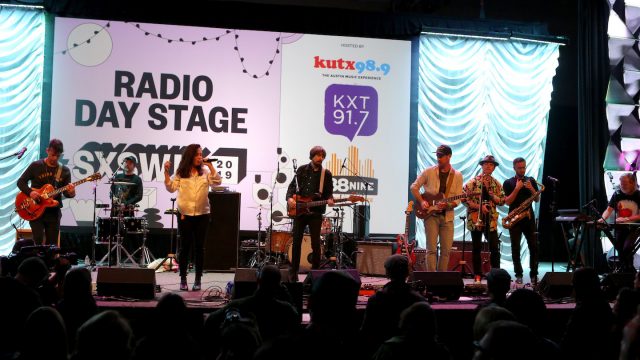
[110,155,143,217]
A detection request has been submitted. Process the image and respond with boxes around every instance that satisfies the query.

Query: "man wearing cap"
[110,155,143,216]
[410,144,463,272]
[463,155,505,282]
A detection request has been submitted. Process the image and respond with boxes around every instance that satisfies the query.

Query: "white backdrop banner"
[50,18,410,233]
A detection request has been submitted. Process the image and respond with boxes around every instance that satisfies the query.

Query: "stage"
[90,262,581,359]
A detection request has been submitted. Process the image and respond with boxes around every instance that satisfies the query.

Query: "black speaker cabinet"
[232,268,303,317]
[205,192,241,271]
[304,269,362,292]
[96,267,156,300]
[411,271,463,300]
[538,272,574,299]
[356,241,393,275]
[353,205,370,241]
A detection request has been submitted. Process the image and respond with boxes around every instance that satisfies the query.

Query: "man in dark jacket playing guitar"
[286,145,334,281]
[17,139,75,245]
[410,144,463,272]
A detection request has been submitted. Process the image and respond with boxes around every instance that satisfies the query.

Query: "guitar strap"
[55,165,63,184]
[444,168,455,198]
[318,168,326,194]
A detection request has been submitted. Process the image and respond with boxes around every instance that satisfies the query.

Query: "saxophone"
[502,178,545,229]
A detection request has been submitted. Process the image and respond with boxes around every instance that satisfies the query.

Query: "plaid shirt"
[463,174,505,231]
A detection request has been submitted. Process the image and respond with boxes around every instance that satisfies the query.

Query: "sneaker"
[192,277,201,291]
[180,277,188,291]
[515,276,523,285]
[474,274,482,284]
[531,276,538,287]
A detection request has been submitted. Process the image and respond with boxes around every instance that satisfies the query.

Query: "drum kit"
[95,180,152,267]
[246,205,354,271]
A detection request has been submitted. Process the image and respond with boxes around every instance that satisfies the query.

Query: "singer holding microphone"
[17,139,75,245]
[164,144,221,291]
[286,146,334,282]
[599,173,640,272]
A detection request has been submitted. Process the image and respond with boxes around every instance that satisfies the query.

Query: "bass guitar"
[415,191,479,219]
[395,201,416,269]
[287,194,364,217]
[15,172,102,221]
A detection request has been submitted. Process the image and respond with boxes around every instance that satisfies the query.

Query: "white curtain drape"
[0,6,44,255]
[417,34,559,267]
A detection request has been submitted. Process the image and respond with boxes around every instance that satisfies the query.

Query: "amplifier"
[356,241,393,276]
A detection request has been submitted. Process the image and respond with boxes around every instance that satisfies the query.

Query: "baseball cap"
[434,145,452,157]
[124,155,137,164]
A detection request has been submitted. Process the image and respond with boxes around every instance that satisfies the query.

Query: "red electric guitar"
[15,172,102,221]
[415,191,479,219]
[287,194,364,217]
[396,201,416,270]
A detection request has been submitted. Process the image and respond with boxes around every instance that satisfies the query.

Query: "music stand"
[155,198,179,271]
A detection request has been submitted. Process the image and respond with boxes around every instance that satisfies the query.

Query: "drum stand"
[452,216,473,277]
[100,212,136,266]
[130,219,154,267]
[321,208,354,270]
[249,206,270,268]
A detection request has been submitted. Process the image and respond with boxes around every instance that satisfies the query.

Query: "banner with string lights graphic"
[50,18,410,233]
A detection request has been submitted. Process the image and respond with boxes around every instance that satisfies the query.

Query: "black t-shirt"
[608,190,640,218]
[111,173,143,205]
[503,176,539,213]
[438,171,449,194]
[17,159,72,207]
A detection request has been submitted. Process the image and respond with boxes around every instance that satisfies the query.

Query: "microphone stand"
[606,174,619,272]
[548,180,558,272]
[90,180,98,270]
[341,161,370,240]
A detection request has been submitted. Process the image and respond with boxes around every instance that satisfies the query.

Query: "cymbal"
[248,205,265,209]
[95,204,110,208]
[106,181,135,186]
[323,215,341,219]
[164,209,179,215]
[272,215,293,221]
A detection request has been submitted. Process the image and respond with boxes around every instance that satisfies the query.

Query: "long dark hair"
[176,144,203,178]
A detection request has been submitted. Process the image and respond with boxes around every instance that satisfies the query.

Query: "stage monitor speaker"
[205,192,241,271]
[353,205,370,241]
[96,267,156,300]
[304,269,362,294]
[412,271,463,300]
[538,272,574,299]
[601,272,635,301]
[232,268,302,317]
[356,241,393,276]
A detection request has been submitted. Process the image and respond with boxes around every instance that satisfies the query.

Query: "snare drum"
[96,217,119,243]
[123,217,145,233]
[269,231,291,253]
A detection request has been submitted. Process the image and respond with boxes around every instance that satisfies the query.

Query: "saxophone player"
[463,155,505,283]
[503,157,540,286]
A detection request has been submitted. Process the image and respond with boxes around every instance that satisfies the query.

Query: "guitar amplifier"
[356,241,393,275]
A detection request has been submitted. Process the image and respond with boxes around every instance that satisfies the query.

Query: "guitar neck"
[47,177,92,197]
[442,193,468,203]
[300,198,350,208]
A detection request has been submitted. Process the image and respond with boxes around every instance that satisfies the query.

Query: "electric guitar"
[415,191,479,219]
[395,201,416,270]
[287,194,365,217]
[15,173,102,221]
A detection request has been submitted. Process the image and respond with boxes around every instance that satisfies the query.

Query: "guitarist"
[17,139,75,245]
[410,144,463,272]
[286,146,334,281]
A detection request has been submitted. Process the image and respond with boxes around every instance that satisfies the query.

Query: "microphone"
[292,159,297,170]
[341,157,347,169]
[16,147,27,159]
[581,198,597,209]
[546,176,559,183]
[203,158,218,163]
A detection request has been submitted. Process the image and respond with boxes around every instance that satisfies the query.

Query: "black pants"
[509,216,539,277]
[29,207,61,245]
[290,213,322,275]
[614,226,637,272]
[178,214,209,278]
[471,229,500,275]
